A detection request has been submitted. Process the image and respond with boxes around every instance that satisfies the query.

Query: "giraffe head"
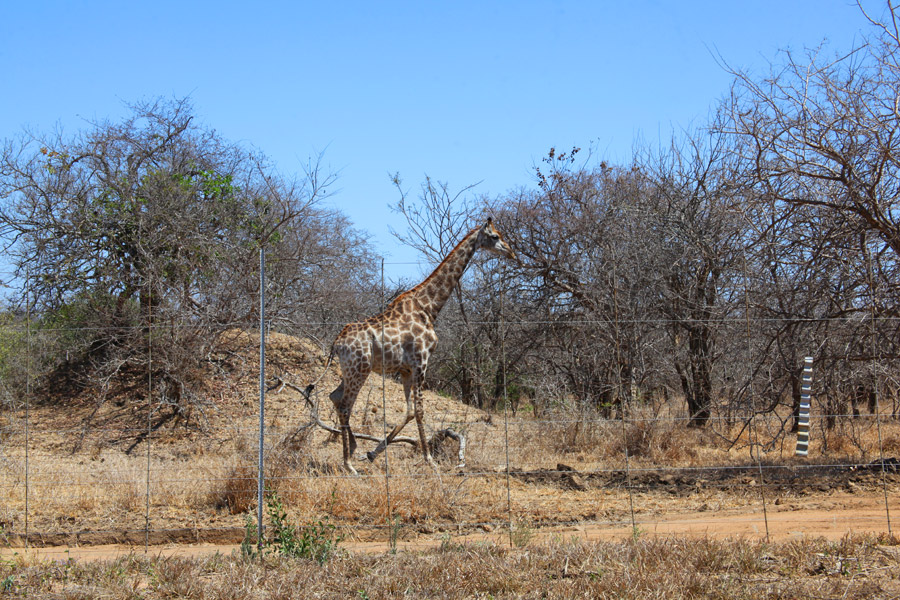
[477,218,516,260]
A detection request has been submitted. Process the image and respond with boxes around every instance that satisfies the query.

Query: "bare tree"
[722,2,900,293]
[495,149,668,417]
[720,0,900,431]
[636,131,748,426]
[0,97,374,419]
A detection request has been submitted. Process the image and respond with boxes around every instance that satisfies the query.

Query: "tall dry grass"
[522,400,900,471]
[1,396,899,543]
[1,534,897,599]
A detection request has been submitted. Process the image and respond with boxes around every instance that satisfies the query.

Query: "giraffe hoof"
[366,451,377,462]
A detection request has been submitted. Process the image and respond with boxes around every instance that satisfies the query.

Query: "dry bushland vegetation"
[0,330,897,548]
[1,4,900,596]
[1,534,899,599]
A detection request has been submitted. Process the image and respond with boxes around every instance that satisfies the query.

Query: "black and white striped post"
[795,356,813,457]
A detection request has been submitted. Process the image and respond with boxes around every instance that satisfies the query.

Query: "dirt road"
[3,491,893,563]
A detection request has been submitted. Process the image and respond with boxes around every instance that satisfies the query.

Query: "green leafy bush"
[242,490,342,564]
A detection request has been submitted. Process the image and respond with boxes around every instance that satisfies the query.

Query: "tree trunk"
[685,326,712,427]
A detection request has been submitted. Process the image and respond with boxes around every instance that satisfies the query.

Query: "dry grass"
[1,534,898,599]
[1,402,898,542]
[0,329,898,546]
[2,330,899,600]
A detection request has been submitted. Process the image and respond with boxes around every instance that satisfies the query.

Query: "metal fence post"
[24,267,30,550]
[258,246,266,553]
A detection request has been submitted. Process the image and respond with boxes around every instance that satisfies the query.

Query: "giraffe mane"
[388,224,481,307]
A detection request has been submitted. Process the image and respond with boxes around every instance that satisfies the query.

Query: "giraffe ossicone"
[315,218,515,475]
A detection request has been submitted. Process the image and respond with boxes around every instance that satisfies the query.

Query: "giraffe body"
[325,219,514,474]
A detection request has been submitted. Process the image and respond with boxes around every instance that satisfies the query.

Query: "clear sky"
[0,1,878,284]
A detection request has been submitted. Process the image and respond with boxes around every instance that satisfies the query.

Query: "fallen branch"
[269,375,466,466]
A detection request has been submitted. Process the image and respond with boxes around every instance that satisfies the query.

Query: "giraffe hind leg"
[410,372,439,473]
[333,383,358,456]
[348,427,357,458]
[330,382,359,476]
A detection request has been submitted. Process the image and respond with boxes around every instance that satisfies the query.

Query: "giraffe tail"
[306,345,336,393]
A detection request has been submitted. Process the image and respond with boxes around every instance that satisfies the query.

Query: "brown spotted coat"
[326,219,515,474]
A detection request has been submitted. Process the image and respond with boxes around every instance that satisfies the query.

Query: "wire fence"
[0,258,898,558]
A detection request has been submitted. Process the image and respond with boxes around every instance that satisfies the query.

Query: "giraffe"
[314,218,515,475]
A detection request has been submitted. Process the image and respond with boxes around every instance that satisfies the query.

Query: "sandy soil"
[3,490,894,563]
[2,329,897,564]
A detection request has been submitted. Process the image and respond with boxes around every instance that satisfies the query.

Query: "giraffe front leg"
[366,445,382,462]
[366,413,415,462]
[367,372,415,462]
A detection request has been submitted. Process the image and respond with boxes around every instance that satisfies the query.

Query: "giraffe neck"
[409,227,480,321]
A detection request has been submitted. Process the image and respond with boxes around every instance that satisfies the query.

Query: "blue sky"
[0,1,877,284]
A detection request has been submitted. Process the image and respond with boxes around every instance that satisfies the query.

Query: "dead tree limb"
[268,375,467,466]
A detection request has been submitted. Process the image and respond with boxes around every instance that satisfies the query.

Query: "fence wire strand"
[2,265,898,555]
